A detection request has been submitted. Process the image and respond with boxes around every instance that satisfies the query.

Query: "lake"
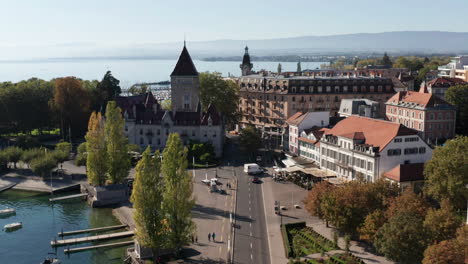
[0,190,126,264]
[0,59,327,87]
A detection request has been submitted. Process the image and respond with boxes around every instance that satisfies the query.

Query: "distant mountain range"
[2,31,467,62]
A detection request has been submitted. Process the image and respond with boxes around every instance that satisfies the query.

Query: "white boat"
[3,222,22,231]
[41,254,61,264]
[0,208,16,216]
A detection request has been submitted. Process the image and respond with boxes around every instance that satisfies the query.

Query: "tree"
[131,147,166,258]
[55,142,72,154]
[2,146,23,169]
[239,125,262,153]
[94,71,121,111]
[199,72,240,127]
[30,154,57,177]
[374,213,429,264]
[303,182,335,219]
[161,133,195,254]
[75,142,87,166]
[188,141,215,164]
[161,99,171,110]
[385,190,429,219]
[424,136,468,210]
[52,77,91,139]
[445,85,468,135]
[277,63,282,74]
[382,52,392,68]
[127,84,148,96]
[423,200,462,243]
[20,148,44,168]
[358,209,386,243]
[104,101,130,184]
[85,112,108,186]
[422,226,466,264]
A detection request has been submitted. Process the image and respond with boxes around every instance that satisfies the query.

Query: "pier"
[64,240,134,254]
[52,183,81,194]
[49,193,87,202]
[0,182,17,193]
[51,230,134,247]
[58,224,128,237]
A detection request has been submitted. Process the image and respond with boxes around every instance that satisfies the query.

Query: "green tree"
[131,147,166,258]
[2,146,23,169]
[239,125,262,153]
[445,85,468,135]
[127,84,148,96]
[95,71,121,111]
[55,142,72,154]
[161,133,195,254]
[423,200,462,243]
[20,148,44,168]
[424,136,468,210]
[30,154,57,177]
[104,101,130,184]
[161,99,171,110]
[199,72,240,127]
[382,52,392,68]
[85,112,108,186]
[374,213,429,264]
[75,142,87,166]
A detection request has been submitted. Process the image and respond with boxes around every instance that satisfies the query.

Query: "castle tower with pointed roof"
[171,43,200,112]
[240,46,253,76]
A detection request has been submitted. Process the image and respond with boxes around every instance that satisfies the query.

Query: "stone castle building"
[116,44,224,157]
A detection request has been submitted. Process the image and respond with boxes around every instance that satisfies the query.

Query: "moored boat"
[0,208,15,216]
[3,222,22,232]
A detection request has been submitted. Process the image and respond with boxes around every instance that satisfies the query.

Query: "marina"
[51,230,134,247]
[58,224,127,237]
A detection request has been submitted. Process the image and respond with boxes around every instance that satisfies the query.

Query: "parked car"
[252,177,261,184]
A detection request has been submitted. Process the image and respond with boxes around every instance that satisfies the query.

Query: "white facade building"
[286,111,329,154]
[319,116,432,182]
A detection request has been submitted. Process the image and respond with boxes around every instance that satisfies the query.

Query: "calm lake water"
[0,59,326,87]
[0,190,126,264]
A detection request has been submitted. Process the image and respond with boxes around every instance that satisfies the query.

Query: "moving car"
[244,163,263,175]
[251,177,261,184]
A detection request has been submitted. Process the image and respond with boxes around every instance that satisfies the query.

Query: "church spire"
[240,46,253,76]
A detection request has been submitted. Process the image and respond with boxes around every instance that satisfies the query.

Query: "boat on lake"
[41,253,61,264]
[0,208,15,216]
[3,222,22,232]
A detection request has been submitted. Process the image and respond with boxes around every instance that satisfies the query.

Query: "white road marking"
[250,242,253,249]
[250,223,252,228]
[251,253,253,260]
[250,231,252,236]
[261,178,273,264]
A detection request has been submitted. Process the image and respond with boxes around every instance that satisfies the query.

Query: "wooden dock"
[51,230,134,247]
[49,193,87,202]
[52,183,81,194]
[64,240,134,254]
[0,182,17,193]
[58,224,128,237]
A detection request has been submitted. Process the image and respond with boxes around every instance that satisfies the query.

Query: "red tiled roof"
[326,116,418,150]
[298,137,319,145]
[384,163,425,182]
[427,77,467,87]
[386,91,449,108]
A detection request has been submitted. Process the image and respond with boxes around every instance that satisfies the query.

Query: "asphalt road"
[223,137,271,264]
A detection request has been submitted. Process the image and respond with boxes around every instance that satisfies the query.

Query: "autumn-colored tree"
[131,147,166,258]
[423,199,462,243]
[422,226,466,264]
[162,133,195,254]
[358,209,386,243]
[385,190,429,219]
[304,181,335,219]
[52,77,91,138]
[104,101,130,184]
[374,212,429,264]
[85,112,108,186]
[424,136,468,210]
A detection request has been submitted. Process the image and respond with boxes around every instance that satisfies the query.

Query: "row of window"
[387,147,426,156]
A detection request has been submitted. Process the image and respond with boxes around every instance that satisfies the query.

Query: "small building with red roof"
[384,163,425,192]
[424,77,467,100]
[385,87,456,143]
[319,116,432,182]
[286,111,329,154]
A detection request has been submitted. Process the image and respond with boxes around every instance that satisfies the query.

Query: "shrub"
[75,142,87,166]
[30,155,57,177]
[50,150,69,164]
[55,141,72,154]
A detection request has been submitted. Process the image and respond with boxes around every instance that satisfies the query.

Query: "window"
[192,130,195,136]
[367,162,373,171]
[213,132,216,138]
[387,149,401,156]
[157,129,160,135]
[394,138,402,143]
[140,138,144,145]
[419,147,426,154]
[404,148,418,155]
[125,126,128,132]
[404,137,419,142]
[149,139,152,145]
[158,139,161,145]
[139,129,143,135]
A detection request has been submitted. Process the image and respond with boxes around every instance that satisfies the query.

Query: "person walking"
[212,232,216,242]
[208,233,211,242]
[195,236,198,243]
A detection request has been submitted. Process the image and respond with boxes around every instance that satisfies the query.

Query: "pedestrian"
[191,235,194,243]
[208,232,211,242]
[212,232,216,242]
[195,236,198,243]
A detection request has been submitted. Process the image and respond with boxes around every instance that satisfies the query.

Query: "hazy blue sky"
[0,0,466,59]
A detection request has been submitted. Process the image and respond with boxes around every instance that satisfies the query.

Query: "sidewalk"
[262,168,395,264]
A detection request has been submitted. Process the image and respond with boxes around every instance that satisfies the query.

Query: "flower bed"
[283,222,338,258]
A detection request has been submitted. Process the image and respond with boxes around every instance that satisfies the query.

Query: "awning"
[282,159,296,168]
[300,168,335,178]
[285,166,303,173]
